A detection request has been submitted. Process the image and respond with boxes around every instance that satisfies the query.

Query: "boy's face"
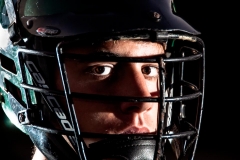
[56,40,165,138]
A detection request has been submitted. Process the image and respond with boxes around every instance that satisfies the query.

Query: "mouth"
[121,126,151,134]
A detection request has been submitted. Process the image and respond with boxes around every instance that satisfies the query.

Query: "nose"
[116,64,157,114]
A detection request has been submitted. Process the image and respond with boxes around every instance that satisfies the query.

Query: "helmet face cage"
[0,0,205,160]
[0,32,205,160]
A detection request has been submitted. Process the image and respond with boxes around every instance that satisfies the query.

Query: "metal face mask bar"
[1,31,205,160]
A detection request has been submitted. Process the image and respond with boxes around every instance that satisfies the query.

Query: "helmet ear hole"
[0,54,17,74]
[4,78,22,104]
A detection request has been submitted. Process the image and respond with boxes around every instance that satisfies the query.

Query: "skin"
[32,40,165,159]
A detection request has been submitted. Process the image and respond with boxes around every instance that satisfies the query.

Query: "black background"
[1,0,238,159]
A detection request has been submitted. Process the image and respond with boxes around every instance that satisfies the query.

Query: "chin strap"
[87,138,161,160]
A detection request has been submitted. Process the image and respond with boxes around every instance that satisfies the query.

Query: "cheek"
[146,80,159,96]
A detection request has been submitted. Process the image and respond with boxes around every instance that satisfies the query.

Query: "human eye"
[142,65,159,78]
[87,65,113,76]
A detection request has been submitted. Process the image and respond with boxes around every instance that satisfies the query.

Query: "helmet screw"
[26,19,33,29]
[18,113,26,123]
[149,11,161,22]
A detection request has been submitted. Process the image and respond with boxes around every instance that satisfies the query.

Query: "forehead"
[62,40,165,57]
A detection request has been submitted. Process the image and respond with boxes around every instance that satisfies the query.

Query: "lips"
[121,126,151,134]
